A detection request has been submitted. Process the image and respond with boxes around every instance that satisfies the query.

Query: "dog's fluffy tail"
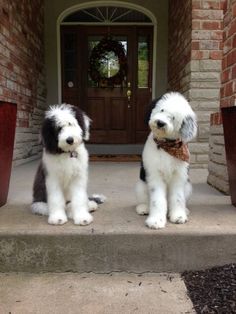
[31,202,49,216]
[89,194,107,204]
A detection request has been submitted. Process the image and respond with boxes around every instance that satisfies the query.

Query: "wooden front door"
[61,26,153,144]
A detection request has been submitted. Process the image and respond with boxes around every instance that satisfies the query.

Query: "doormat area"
[90,154,141,162]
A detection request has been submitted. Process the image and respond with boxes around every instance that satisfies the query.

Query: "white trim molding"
[56,1,157,103]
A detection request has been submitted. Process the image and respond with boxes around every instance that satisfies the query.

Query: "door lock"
[127,82,131,108]
[127,89,132,101]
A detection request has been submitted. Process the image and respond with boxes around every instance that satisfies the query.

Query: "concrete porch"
[0,161,235,273]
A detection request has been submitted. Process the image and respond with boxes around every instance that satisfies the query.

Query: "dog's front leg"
[69,180,93,226]
[46,176,68,225]
[168,175,188,224]
[145,178,167,229]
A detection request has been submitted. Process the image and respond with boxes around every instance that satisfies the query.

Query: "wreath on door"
[89,36,128,87]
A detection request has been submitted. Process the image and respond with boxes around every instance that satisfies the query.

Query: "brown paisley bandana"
[153,137,190,162]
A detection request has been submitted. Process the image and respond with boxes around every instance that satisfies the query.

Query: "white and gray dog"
[31,104,105,225]
[135,92,197,229]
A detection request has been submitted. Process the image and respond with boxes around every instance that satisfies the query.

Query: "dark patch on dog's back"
[33,162,47,203]
[140,161,146,182]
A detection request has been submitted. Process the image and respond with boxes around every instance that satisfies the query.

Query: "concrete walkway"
[0,272,194,314]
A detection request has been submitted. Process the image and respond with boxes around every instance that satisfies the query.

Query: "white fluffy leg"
[67,203,93,225]
[66,199,97,219]
[31,202,49,216]
[168,208,188,224]
[135,180,148,204]
[135,180,149,215]
[145,179,167,229]
[185,180,192,200]
[46,176,68,225]
[168,176,189,224]
[73,208,93,225]
[48,212,68,225]
[69,179,93,226]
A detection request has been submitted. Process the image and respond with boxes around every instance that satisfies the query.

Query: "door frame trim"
[56,1,157,103]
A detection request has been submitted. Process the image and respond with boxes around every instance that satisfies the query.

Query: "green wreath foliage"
[89,37,128,87]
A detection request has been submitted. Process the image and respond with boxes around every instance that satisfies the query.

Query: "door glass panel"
[138,36,149,88]
[63,33,77,88]
[99,51,119,78]
[88,36,127,88]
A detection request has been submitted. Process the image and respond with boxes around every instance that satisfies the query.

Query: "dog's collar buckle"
[70,151,78,158]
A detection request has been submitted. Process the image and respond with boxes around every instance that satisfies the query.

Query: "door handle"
[127,82,131,108]
[127,89,132,108]
[127,89,132,101]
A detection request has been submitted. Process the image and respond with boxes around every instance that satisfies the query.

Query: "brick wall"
[207,112,229,193]
[221,0,236,108]
[189,0,224,167]
[168,0,192,93]
[168,0,224,168]
[0,0,46,166]
[207,0,236,193]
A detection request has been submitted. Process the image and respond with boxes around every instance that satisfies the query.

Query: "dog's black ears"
[82,113,91,141]
[180,114,197,142]
[71,106,91,141]
[41,117,60,153]
[145,97,162,125]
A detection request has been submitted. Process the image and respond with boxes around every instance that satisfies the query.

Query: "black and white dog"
[135,92,197,229]
[31,104,104,225]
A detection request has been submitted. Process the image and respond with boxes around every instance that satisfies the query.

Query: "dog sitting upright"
[135,92,197,229]
[31,104,98,225]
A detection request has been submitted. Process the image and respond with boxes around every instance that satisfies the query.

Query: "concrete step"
[0,161,235,273]
[0,272,194,314]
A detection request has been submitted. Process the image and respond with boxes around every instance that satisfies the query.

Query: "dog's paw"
[168,209,188,224]
[73,212,93,226]
[31,202,49,216]
[145,215,166,229]
[48,212,68,225]
[136,204,149,215]
[88,200,98,212]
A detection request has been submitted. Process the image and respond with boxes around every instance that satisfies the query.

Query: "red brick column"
[168,0,224,168]
[208,111,229,193]
[168,0,192,92]
[208,0,236,193]
[0,0,46,165]
[190,0,224,168]
[221,0,236,108]
[192,0,224,62]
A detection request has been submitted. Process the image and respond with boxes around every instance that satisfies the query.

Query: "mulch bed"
[90,154,141,162]
[182,264,236,314]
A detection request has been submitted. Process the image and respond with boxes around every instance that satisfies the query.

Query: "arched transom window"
[62,6,152,24]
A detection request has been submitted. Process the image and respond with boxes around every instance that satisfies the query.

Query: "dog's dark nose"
[156,120,166,128]
[66,137,74,145]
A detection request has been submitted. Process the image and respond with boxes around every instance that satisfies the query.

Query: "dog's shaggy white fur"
[135,92,197,229]
[31,104,105,225]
